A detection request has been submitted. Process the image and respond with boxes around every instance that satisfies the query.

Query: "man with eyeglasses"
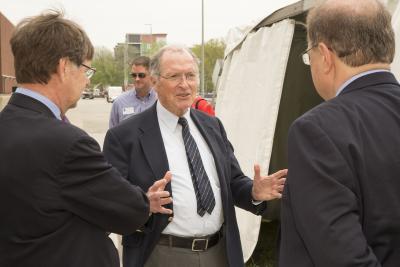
[0,11,172,267]
[109,56,157,128]
[280,0,400,266]
[103,44,287,267]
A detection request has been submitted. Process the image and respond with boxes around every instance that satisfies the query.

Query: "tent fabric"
[391,1,400,79]
[215,19,295,261]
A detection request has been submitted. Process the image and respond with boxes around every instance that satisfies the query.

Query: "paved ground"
[66,97,111,148]
[66,97,123,261]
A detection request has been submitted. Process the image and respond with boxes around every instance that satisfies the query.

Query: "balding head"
[324,0,380,14]
[307,0,394,67]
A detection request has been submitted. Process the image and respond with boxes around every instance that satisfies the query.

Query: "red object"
[191,96,215,116]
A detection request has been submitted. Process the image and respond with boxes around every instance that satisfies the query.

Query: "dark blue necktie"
[178,117,215,216]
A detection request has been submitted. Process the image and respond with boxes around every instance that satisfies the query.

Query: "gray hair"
[150,44,199,77]
[307,0,395,66]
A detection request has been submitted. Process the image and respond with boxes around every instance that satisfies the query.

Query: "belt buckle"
[191,238,209,251]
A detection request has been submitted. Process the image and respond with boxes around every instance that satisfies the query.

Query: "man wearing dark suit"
[103,45,287,267]
[0,11,171,267]
[280,0,400,266]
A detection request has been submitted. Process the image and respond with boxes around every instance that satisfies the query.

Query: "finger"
[150,190,170,198]
[156,191,171,198]
[278,178,286,185]
[276,185,284,192]
[157,207,173,214]
[159,197,173,206]
[271,169,288,179]
[149,178,168,192]
[253,164,261,181]
[163,171,172,183]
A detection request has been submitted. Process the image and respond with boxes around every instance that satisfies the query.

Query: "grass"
[245,220,280,267]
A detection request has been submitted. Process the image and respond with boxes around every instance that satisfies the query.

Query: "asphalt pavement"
[67,97,111,148]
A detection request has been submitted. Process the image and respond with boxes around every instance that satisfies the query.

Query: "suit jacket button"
[168,217,173,222]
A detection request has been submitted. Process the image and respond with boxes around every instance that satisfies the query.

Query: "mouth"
[176,93,191,99]
[176,93,191,97]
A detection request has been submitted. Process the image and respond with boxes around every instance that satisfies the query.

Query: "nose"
[178,77,190,88]
[177,74,191,86]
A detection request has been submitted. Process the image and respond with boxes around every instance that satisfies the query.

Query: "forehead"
[160,51,196,73]
[131,64,148,72]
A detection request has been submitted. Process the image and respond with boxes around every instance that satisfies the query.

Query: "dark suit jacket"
[0,93,150,267]
[103,103,267,267]
[280,72,400,267]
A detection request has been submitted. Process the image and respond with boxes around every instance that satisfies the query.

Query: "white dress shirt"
[157,101,223,237]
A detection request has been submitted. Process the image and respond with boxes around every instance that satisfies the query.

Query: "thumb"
[253,164,261,181]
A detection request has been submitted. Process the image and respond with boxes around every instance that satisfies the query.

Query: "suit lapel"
[138,104,171,194]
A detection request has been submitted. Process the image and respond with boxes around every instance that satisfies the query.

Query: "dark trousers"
[144,238,228,267]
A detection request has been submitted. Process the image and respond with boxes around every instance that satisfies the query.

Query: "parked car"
[106,86,123,103]
[81,90,94,99]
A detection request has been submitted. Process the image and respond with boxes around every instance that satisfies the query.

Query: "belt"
[158,229,222,252]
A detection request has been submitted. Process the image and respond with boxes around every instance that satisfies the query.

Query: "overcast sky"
[0,0,297,50]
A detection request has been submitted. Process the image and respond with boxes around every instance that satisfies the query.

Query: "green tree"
[144,40,167,57]
[90,46,123,89]
[114,44,140,86]
[191,39,226,93]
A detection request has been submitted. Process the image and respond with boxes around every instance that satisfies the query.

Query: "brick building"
[0,11,16,94]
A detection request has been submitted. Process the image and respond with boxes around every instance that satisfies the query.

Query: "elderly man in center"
[103,44,287,267]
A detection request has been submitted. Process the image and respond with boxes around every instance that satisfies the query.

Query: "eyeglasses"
[301,45,317,66]
[131,73,146,79]
[159,72,197,83]
[81,63,96,79]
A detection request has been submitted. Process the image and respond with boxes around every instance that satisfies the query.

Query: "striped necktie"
[178,117,215,216]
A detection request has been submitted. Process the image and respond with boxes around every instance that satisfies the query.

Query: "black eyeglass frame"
[131,72,147,79]
[80,63,96,79]
[301,45,317,66]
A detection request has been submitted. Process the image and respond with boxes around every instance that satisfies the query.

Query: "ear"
[317,43,334,74]
[56,57,69,82]
[151,76,159,88]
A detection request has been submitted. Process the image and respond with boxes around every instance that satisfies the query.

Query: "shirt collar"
[335,69,390,97]
[15,87,62,120]
[156,101,190,132]
[135,88,155,100]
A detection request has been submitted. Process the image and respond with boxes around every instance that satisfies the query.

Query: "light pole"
[201,0,205,96]
[123,34,128,88]
[145,23,153,56]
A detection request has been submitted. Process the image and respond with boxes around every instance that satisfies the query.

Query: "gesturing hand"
[146,171,173,214]
[251,164,287,201]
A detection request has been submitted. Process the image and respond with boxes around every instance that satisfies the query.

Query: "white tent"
[215,0,323,261]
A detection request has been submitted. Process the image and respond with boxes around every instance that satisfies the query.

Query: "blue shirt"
[109,88,157,128]
[15,87,62,120]
[335,69,390,96]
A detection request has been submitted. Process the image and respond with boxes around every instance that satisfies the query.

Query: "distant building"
[0,12,16,94]
[120,33,167,58]
[115,33,167,87]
